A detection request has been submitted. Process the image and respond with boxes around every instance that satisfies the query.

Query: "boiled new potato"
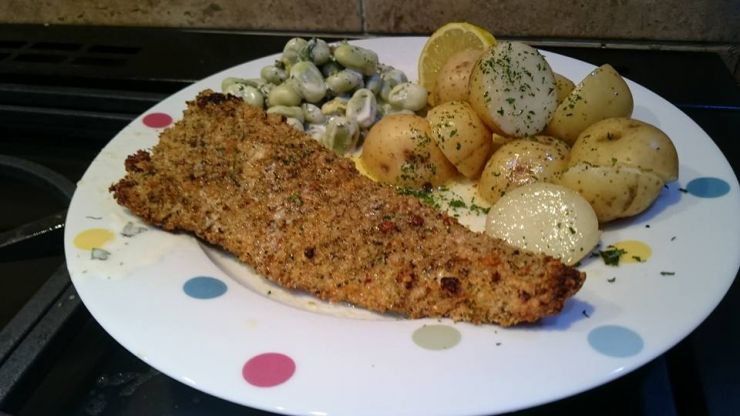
[426,100,492,178]
[568,117,678,182]
[554,73,576,104]
[361,114,457,187]
[485,182,600,266]
[559,163,665,223]
[545,64,633,144]
[478,135,570,204]
[433,48,483,105]
[468,41,558,137]
[559,117,679,222]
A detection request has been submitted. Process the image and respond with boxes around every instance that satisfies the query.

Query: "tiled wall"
[1,0,738,78]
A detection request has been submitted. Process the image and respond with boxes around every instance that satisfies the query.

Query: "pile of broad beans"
[220,37,428,154]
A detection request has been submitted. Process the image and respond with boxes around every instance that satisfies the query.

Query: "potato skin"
[545,64,633,145]
[360,114,457,187]
[427,100,492,178]
[478,136,570,204]
[570,117,678,182]
[559,117,679,222]
[433,48,483,105]
[554,73,576,105]
[559,163,664,223]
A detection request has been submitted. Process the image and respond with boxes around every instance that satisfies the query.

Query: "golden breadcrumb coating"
[110,90,585,326]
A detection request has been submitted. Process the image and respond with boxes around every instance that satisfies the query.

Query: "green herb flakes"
[598,246,627,266]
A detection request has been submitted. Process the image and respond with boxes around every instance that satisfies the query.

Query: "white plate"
[64,37,740,416]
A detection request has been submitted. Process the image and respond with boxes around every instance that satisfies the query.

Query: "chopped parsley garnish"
[607,277,616,283]
[397,187,490,216]
[598,246,627,266]
[449,199,466,209]
[397,186,440,209]
[469,202,490,215]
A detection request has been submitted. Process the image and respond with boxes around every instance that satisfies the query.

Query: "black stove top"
[0,24,738,416]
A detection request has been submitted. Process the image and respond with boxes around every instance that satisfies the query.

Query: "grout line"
[359,0,367,34]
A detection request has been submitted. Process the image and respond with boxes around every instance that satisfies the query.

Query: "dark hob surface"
[0,24,738,416]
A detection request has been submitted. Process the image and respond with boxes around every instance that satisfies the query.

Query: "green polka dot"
[412,324,461,350]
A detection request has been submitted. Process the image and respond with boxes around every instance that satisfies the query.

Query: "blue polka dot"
[588,325,644,357]
[686,177,730,198]
[183,276,227,299]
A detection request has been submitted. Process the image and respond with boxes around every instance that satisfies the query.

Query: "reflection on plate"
[64,37,740,416]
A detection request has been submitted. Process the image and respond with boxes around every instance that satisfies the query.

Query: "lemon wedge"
[418,22,496,104]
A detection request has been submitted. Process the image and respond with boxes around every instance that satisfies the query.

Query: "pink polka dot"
[142,112,173,128]
[242,353,295,387]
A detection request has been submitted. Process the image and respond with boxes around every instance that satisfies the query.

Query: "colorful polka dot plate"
[64,37,740,416]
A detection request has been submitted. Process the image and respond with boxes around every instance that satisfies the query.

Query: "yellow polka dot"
[74,228,115,250]
[611,240,652,263]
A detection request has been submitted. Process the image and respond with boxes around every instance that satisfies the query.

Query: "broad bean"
[284,117,305,132]
[260,64,287,84]
[290,61,327,103]
[281,37,308,68]
[387,82,428,112]
[322,116,359,154]
[346,88,378,129]
[326,69,364,95]
[267,105,304,122]
[306,123,327,141]
[333,43,379,76]
[302,103,326,124]
[321,97,349,116]
[307,38,331,66]
[268,80,302,107]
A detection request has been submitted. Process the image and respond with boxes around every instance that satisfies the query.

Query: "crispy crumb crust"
[110,90,585,326]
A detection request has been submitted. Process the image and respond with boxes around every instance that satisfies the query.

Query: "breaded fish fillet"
[110,90,585,326]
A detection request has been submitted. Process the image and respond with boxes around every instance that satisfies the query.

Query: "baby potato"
[545,64,634,145]
[478,135,570,204]
[433,48,483,105]
[569,117,678,182]
[485,182,600,266]
[554,73,576,104]
[559,163,664,223]
[427,100,493,178]
[360,114,457,187]
[468,41,558,137]
[559,117,679,222]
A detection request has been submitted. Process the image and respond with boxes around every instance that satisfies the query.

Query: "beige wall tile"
[363,0,740,43]
[0,0,363,33]
[0,0,736,46]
